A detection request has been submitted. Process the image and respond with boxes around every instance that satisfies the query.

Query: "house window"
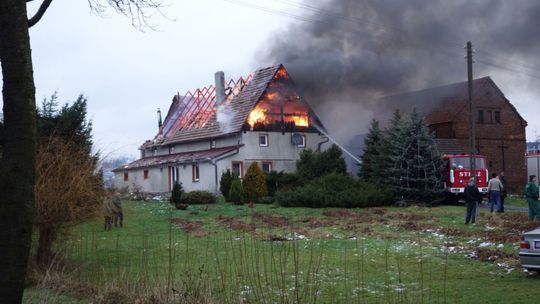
[152,148,157,156]
[123,172,128,181]
[262,161,272,173]
[210,140,216,149]
[297,135,306,148]
[495,111,501,124]
[169,145,175,154]
[259,134,268,147]
[478,110,484,124]
[192,164,200,182]
[141,150,145,158]
[232,161,243,178]
[144,170,149,179]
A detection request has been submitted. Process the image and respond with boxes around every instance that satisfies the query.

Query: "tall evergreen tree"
[359,119,383,183]
[388,109,445,200]
[377,109,404,186]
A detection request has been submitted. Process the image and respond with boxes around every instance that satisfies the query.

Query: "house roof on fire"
[141,64,324,149]
[375,76,527,127]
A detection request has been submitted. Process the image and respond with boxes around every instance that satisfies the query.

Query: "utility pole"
[466,41,476,181]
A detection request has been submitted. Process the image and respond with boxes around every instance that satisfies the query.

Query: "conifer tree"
[219,169,233,200]
[359,119,383,183]
[243,162,268,202]
[378,109,404,186]
[229,176,244,205]
[388,109,445,200]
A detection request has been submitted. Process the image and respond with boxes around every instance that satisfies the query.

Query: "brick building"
[378,77,527,193]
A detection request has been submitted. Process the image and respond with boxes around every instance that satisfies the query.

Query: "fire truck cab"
[442,154,489,199]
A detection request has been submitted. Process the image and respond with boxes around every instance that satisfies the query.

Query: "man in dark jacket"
[499,171,507,212]
[464,178,482,224]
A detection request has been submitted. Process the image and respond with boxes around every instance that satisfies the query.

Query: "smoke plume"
[258,0,540,145]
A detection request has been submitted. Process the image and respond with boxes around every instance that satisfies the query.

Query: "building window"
[262,161,272,173]
[123,172,128,181]
[478,110,484,124]
[144,170,149,179]
[169,145,175,154]
[232,161,243,178]
[192,164,200,182]
[494,111,501,124]
[152,148,157,156]
[210,140,216,149]
[259,134,268,147]
[297,135,306,148]
[141,150,145,158]
[486,110,493,124]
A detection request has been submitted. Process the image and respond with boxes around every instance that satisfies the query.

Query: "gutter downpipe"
[210,147,240,193]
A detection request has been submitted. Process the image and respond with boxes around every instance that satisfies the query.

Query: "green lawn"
[25,199,540,303]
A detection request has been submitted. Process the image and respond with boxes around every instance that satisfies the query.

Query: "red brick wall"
[430,83,526,193]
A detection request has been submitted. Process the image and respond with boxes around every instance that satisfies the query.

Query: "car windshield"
[451,157,486,169]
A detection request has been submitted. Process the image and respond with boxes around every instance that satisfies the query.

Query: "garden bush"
[275,173,393,208]
[219,169,233,200]
[170,182,184,204]
[181,190,216,205]
[228,177,244,205]
[265,171,301,196]
[243,162,268,202]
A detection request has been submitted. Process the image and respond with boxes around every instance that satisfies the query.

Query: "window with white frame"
[297,135,306,148]
[211,140,216,149]
[259,134,268,147]
[192,164,200,182]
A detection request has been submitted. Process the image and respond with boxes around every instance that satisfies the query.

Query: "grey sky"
[1,0,539,159]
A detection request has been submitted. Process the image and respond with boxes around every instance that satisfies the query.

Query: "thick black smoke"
[258,0,540,144]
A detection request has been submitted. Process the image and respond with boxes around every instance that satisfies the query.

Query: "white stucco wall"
[115,131,328,194]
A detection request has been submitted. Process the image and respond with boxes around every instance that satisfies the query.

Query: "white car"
[519,227,540,271]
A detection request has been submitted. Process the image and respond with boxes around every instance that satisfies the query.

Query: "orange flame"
[274,68,288,80]
[248,108,266,126]
[291,115,309,127]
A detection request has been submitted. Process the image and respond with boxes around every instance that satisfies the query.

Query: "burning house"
[376,76,527,193]
[113,65,328,193]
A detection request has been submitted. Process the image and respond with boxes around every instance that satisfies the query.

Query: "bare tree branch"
[28,0,53,28]
[87,0,168,31]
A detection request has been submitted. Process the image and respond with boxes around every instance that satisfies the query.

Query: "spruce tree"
[243,162,268,202]
[219,169,233,200]
[378,109,404,186]
[388,109,445,200]
[229,176,244,205]
[359,119,383,183]
[171,182,183,204]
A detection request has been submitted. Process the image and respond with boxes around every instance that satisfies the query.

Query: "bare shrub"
[34,137,103,266]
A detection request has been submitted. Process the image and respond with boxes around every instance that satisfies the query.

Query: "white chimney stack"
[215,71,226,104]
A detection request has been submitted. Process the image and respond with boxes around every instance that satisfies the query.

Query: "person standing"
[464,178,482,224]
[499,171,507,212]
[525,175,540,222]
[103,195,115,231]
[488,173,504,213]
[113,193,123,228]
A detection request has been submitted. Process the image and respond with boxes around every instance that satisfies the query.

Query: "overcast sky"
[1,0,539,159]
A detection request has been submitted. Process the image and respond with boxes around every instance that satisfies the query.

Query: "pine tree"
[359,119,383,183]
[229,176,244,205]
[220,169,234,200]
[243,162,268,202]
[171,182,183,204]
[388,109,445,200]
[378,109,404,186]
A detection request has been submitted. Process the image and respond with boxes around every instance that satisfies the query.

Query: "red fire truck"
[442,154,489,201]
